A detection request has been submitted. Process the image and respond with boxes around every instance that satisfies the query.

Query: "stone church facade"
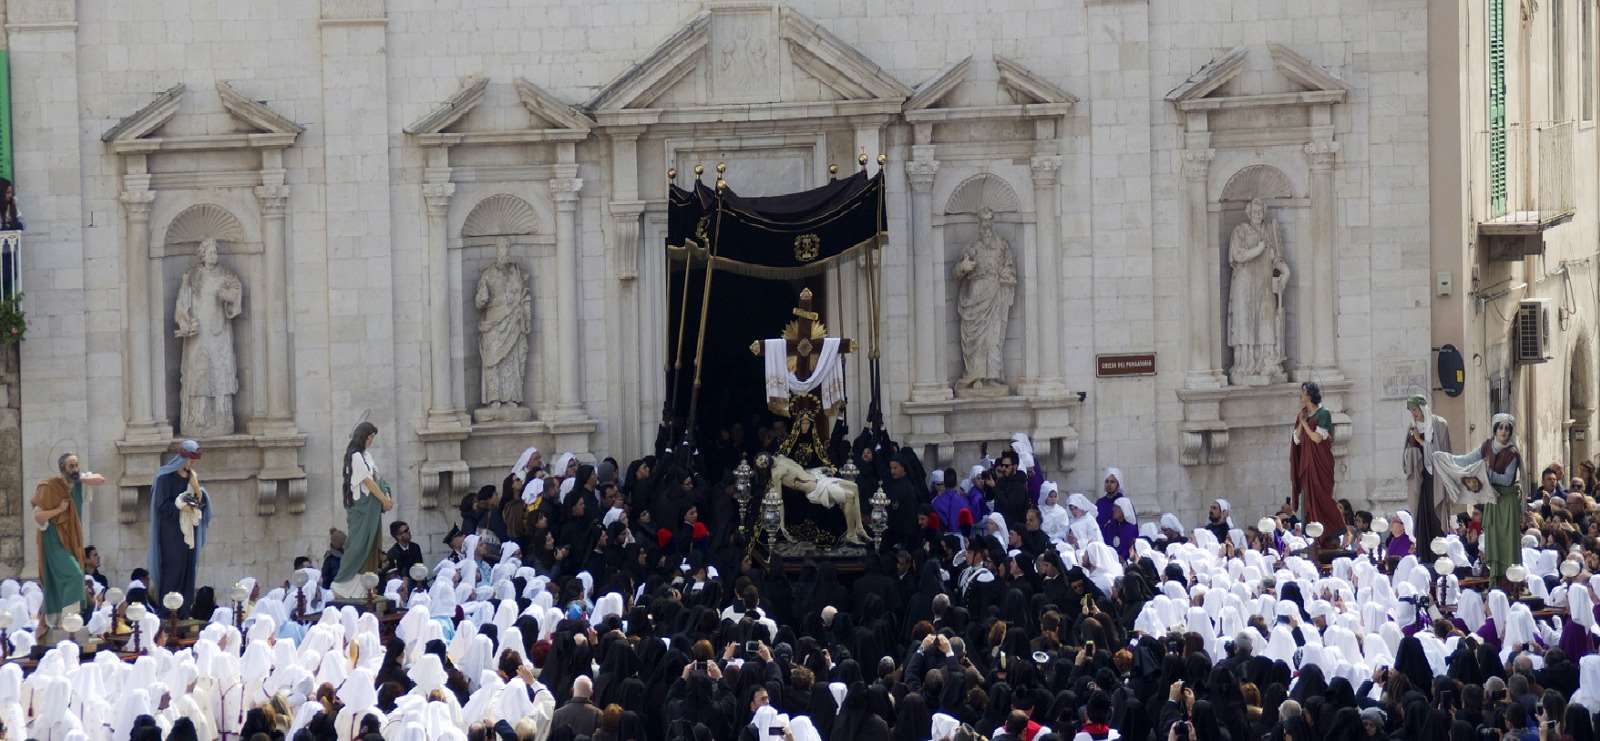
[4,0,1431,585]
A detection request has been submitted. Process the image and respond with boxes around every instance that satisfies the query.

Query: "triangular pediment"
[404,76,490,135]
[216,81,305,135]
[1166,45,1348,110]
[405,76,593,146]
[586,5,910,116]
[902,55,1074,122]
[103,82,302,152]
[995,55,1077,106]
[1266,44,1350,95]
[903,57,972,111]
[514,78,596,132]
[1164,47,1250,104]
[101,83,185,142]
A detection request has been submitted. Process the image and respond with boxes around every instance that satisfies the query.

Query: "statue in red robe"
[1291,382,1346,548]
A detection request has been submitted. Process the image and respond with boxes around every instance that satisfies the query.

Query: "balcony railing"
[1476,120,1576,234]
[0,231,18,302]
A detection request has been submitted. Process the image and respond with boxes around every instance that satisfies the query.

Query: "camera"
[746,640,761,654]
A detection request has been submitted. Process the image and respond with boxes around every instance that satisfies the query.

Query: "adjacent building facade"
[3,0,1433,586]
[1430,0,1600,495]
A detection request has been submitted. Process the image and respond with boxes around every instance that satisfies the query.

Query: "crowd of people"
[17,403,1600,741]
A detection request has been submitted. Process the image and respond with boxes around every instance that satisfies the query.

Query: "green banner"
[0,52,12,182]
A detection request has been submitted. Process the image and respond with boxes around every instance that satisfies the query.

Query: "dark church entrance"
[665,261,828,482]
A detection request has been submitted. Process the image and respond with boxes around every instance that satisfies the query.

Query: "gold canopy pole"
[679,163,728,465]
[665,165,704,449]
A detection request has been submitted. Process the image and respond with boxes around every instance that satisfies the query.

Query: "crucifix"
[750,288,854,466]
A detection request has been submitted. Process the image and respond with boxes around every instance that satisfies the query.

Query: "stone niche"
[104,81,309,520]
[455,193,549,422]
[157,202,261,435]
[1213,165,1305,382]
[405,74,599,506]
[896,54,1082,473]
[1167,45,1351,466]
[939,173,1026,395]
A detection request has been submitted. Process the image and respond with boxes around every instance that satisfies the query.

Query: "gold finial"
[828,164,839,176]
[877,153,887,166]
[693,164,705,176]
[858,152,869,167]
[716,162,727,174]
[799,287,813,300]
[716,178,728,191]
[667,168,677,180]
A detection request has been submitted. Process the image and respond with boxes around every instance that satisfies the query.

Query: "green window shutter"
[1490,0,1508,218]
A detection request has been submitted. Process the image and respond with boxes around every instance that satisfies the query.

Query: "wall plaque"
[1378,356,1430,400]
[1096,353,1156,378]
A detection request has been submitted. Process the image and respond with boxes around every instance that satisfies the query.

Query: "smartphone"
[746,640,761,654]
[1085,641,1095,653]
[767,728,785,736]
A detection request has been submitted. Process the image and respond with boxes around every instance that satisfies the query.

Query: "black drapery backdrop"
[666,170,886,278]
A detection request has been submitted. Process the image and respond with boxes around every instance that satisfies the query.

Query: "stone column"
[1305,140,1341,378]
[255,182,292,423]
[423,180,457,421]
[1030,154,1066,395]
[907,155,948,401]
[551,171,585,419]
[120,189,159,432]
[1181,148,1223,388]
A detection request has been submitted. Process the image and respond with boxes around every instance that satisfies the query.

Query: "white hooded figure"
[1037,482,1070,540]
[334,668,385,741]
[1065,493,1103,547]
[1573,655,1600,713]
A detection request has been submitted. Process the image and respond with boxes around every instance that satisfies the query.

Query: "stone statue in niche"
[954,207,1017,396]
[175,238,243,437]
[1227,198,1290,386]
[473,238,533,422]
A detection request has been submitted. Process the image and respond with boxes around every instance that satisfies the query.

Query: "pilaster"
[422,178,462,426]
[1304,140,1343,381]
[906,156,949,402]
[549,171,587,424]
[1181,147,1226,390]
[1021,153,1067,398]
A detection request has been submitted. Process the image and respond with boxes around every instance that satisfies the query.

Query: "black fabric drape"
[666,172,886,278]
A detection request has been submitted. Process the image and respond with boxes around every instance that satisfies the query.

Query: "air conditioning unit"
[1516,298,1552,364]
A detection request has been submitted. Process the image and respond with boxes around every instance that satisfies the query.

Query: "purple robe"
[1102,520,1138,560]
[1095,494,1120,530]
[1559,619,1595,659]
[1476,618,1501,647]
[932,490,979,533]
[1387,534,1412,559]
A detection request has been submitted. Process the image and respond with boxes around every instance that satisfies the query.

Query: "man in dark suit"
[385,520,423,578]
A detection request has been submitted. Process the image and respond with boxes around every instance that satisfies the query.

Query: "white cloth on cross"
[763,337,846,410]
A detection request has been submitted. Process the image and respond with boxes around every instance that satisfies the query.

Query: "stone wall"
[0,345,21,573]
[4,0,1433,588]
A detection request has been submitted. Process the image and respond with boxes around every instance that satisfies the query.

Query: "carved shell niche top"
[166,203,247,247]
